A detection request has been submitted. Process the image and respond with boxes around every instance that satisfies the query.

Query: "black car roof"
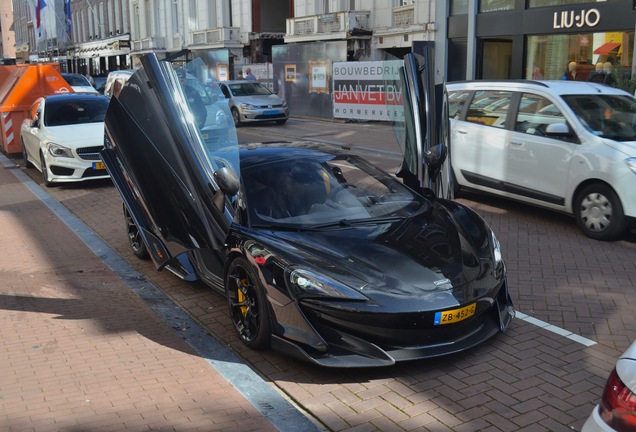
[238,141,349,168]
[44,93,109,103]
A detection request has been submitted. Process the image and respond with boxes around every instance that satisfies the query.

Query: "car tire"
[231,108,241,128]
[124,204,149,259]
[574,183,625,241]
[39,152,53,187]
[225,256,271,349]
[276,119,287,125]
[22,139,33,168]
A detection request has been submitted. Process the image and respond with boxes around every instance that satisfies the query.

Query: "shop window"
[528,0,594,8]
[480,0,514,13]
[526,32,633,82]
[451,0,469,15]
[466,90,512,128]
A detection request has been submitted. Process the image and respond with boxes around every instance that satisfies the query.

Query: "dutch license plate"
[93,161,105,170]
[263,110,279,115]
[434,303,476,325]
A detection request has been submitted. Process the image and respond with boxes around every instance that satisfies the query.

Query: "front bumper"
[274,280,515,368]
[239,107,289,123]
[45,155,109,183]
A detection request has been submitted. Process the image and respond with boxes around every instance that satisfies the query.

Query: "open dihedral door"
[101,53,239,271]
[389,48,453,200]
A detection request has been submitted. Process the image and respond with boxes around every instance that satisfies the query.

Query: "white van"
[447,80,636,241]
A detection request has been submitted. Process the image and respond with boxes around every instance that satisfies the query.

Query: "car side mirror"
[545,123,572,136]
[214,167,240,197]
[424,143,447,171]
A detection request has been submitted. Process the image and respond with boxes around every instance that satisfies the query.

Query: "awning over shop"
[593,42,621,55]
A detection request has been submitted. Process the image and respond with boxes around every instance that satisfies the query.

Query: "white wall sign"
[332,60,404,122]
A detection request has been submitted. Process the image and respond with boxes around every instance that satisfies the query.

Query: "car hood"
[250,200,497,305]
[46,123,104,147]
[234,94,284,106]
[601,137,636,157]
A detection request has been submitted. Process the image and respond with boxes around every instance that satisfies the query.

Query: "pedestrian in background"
[563,61,576,80]
[245,67,256,81]
[237,70,245,80]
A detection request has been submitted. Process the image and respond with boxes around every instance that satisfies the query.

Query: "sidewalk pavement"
[0,155,321,431]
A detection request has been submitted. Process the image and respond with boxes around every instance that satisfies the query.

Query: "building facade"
[449,0,636,83]
[0,0,16,63]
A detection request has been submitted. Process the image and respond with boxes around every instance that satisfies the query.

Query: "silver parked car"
[218,80,288,127]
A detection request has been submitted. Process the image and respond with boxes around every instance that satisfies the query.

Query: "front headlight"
[215,110,227,126]
[626,158,636,174]
[47,143,73,158]
[288,268,368,300]
[282,100,288,108]
[239,103,255,110]
[490,231,505,277]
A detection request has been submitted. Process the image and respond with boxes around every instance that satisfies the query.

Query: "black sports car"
[101,51,514,367]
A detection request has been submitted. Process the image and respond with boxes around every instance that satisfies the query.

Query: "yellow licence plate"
[434,303,476,325]
[93,161,105,170]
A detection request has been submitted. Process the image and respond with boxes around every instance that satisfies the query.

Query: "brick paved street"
[2,118,635,431]
[0,159,282,432]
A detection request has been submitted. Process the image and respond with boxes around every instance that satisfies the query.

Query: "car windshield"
[62,74,92,87]
[228,82,272,97]
[44,98,110,127]
[563,94,636,141]
[243,154,427,228]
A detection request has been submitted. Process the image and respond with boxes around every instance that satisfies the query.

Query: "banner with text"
[332,60,404,122]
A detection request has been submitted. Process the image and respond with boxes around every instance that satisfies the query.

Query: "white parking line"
[516,312,597,347]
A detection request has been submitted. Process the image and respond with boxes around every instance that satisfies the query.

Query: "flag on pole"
[64,0,71,33]
[36,0,47,38]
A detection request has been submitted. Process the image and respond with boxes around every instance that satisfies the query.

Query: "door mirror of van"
[545,123,571,136]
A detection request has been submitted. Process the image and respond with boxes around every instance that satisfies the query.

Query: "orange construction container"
[0,63,73,155]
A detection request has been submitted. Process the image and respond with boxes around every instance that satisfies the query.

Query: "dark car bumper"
[273,280,515,368]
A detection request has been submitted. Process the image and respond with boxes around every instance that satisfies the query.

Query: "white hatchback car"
[21,93,111,186]
[447,80,636,241]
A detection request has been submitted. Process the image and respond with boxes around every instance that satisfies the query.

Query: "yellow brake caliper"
[238,278,248,317]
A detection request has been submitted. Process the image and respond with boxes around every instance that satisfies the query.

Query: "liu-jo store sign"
[553,8,600,29]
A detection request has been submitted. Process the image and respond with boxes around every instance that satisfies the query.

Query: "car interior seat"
[282,162,328,216]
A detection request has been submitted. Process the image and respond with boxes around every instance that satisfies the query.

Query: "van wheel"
[574,183,625,241]
[231,108,241,127]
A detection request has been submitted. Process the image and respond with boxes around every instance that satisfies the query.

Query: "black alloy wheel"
[123,204,149,259]
[225,257,271,349]
[574,183,625,241]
